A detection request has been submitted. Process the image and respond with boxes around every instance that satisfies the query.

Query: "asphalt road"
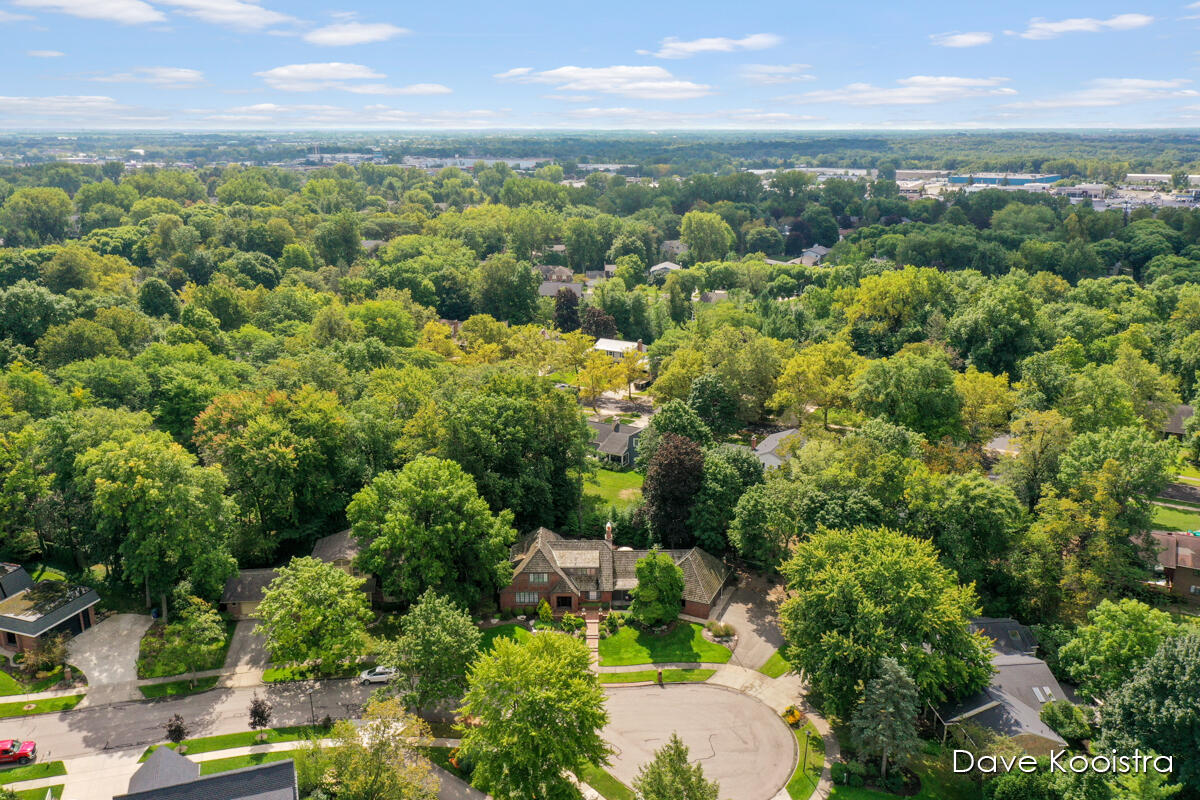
[11,680,375,763]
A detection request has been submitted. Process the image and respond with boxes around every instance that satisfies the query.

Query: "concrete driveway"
[67,614,152,687]
[718,579,785,672]
[604,684,795,800]
[221,619,270,688]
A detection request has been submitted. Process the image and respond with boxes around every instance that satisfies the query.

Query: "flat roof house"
[115,745,298,800]
[501,527,729,619]
[0,564,99,653]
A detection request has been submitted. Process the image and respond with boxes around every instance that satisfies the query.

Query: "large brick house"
[500,527,729,618]
[1151,531,1200,602]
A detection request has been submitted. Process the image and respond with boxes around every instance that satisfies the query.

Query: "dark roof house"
[1163,404,1194,437]
[115,746,298,800]
[539,280,583,298]
[0,565,100,650]
[587,420,644,467]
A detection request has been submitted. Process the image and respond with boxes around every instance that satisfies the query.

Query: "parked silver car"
[359,666,396,685]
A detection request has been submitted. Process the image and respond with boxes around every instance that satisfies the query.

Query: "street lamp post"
[307,687,317,727]
[802,729,811,787]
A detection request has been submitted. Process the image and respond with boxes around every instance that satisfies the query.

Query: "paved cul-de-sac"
[603,683,796,800]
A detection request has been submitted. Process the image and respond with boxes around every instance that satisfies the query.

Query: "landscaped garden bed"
[139,676,220,699]
[136,617,237,679]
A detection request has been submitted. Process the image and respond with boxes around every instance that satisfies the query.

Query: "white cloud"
[91,66,204,86]
[155,0,293,29]
[930,31,993,47]
[640,33,781,59]
[496,65,711,99]
[255,62,448,95]
[1012,13,1153,40]
[12,0,164,24]
[561,106,823,128]
[0,10,33,21]
[740,64,814,85]
[27,50,64,57]
[303,22,408,45]
[796,75,1015,105]
[1005,78,1195,108]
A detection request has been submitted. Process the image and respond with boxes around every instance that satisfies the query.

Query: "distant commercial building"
[1124,173,1172,186]
[948,173,1061,186]
[895,169,950,180]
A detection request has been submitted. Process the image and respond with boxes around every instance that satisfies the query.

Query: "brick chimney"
[605,520,614,543]
[751,434,759,449]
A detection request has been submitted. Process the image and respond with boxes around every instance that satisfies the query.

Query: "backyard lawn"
[479,623,532,651]
[584,469,644,510]
[785,723,825,800]
[598,668,714,684]
[598,623,731,667]
[1153,505,1200,532]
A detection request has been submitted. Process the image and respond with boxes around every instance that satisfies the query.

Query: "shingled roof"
[510,528,728,606]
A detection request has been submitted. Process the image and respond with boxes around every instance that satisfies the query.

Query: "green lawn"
[759,650,791,678]
[14,785,62,799]
[137,618,238,679]
[139,676,220,699]
[141,724,330,760]
[599,668,715,684]
[23,563,67,582]
[262,662,364,683]
[1152,505,1200,532]
[585,469,644,510]
[0,760,66,785]
[786,724,825,800]
[578,763,635,800]
[199,750,298,775]
[0,695,83,718]
[598,623,732,667]
[0,664,78,697]
[1177,462,1200,480]
[479,623,532,651]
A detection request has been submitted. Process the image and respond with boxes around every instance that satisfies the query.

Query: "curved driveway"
[603,684,795,800]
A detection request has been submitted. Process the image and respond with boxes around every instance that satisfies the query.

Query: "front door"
[556,595,573,609]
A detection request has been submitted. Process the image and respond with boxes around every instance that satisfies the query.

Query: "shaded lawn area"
[14,785,62,800]
[0,760,66,784]
[262,662,365,683]
[479,623,531,651]
[578,763,634,800]
[141,724,331,760]
[828,744,980,800]
[0,695,83,718]
[424,746,470,782]
[599,668,714,684]
[139,676,220,699]
[585,469,644,510]
[137,618,238,679]
[786,723,825,800]
[199,750,297,775]
[1152,505,1200,532]
[760,650,791,678]
[0,664,78,697]
[598,623,732,667]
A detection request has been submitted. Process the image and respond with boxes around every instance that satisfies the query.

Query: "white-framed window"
[1189,585,1200,596]
[528,572,549,585]
[588,591,599,600]
[515,591,540,605]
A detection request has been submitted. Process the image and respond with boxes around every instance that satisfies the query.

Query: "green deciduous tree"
[779,525,992,718]
[458,633,610,800]
[1058,599,1179,701]
[680,211,735,263]
[852,347,963,439]
[254,556,372,674]
[347,456,515,609]
[382,589,482,711]
[630,548,685,627]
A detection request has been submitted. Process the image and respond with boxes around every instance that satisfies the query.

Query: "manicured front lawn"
[15,785,62,799]
[0,695,83,718]
[1152,505,1200,532]
[578,763,635,800]
[0,760,66,785]
[199,750,298,775]
[141,724,331,760]
[0,663,80,696]
[785,724,824,800]
[759,650,791,678]
[599,668,715,684]
[479,623,532,651]
[137,618,237,679]
[139,676,219,699]
[585,469,644,510]
[597,623,732,667]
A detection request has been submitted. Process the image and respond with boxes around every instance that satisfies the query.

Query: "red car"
[0,739,36,765]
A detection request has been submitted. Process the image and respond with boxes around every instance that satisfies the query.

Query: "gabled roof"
[1164,404,1195,436]
[220,569,279,605]
[0,580,100,637]
[127,746,199,793]
[1152,530,1200,570]
[311,530,359,564]
[593,338,640,353]
[0,564,33,600]
[650,261,682,274]
[538,281,582,298]
[116,757,298,800]
[588,420,644,458]
[970,618,1038,656]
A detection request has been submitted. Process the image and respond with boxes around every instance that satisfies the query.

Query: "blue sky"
[1,0,1198,129]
